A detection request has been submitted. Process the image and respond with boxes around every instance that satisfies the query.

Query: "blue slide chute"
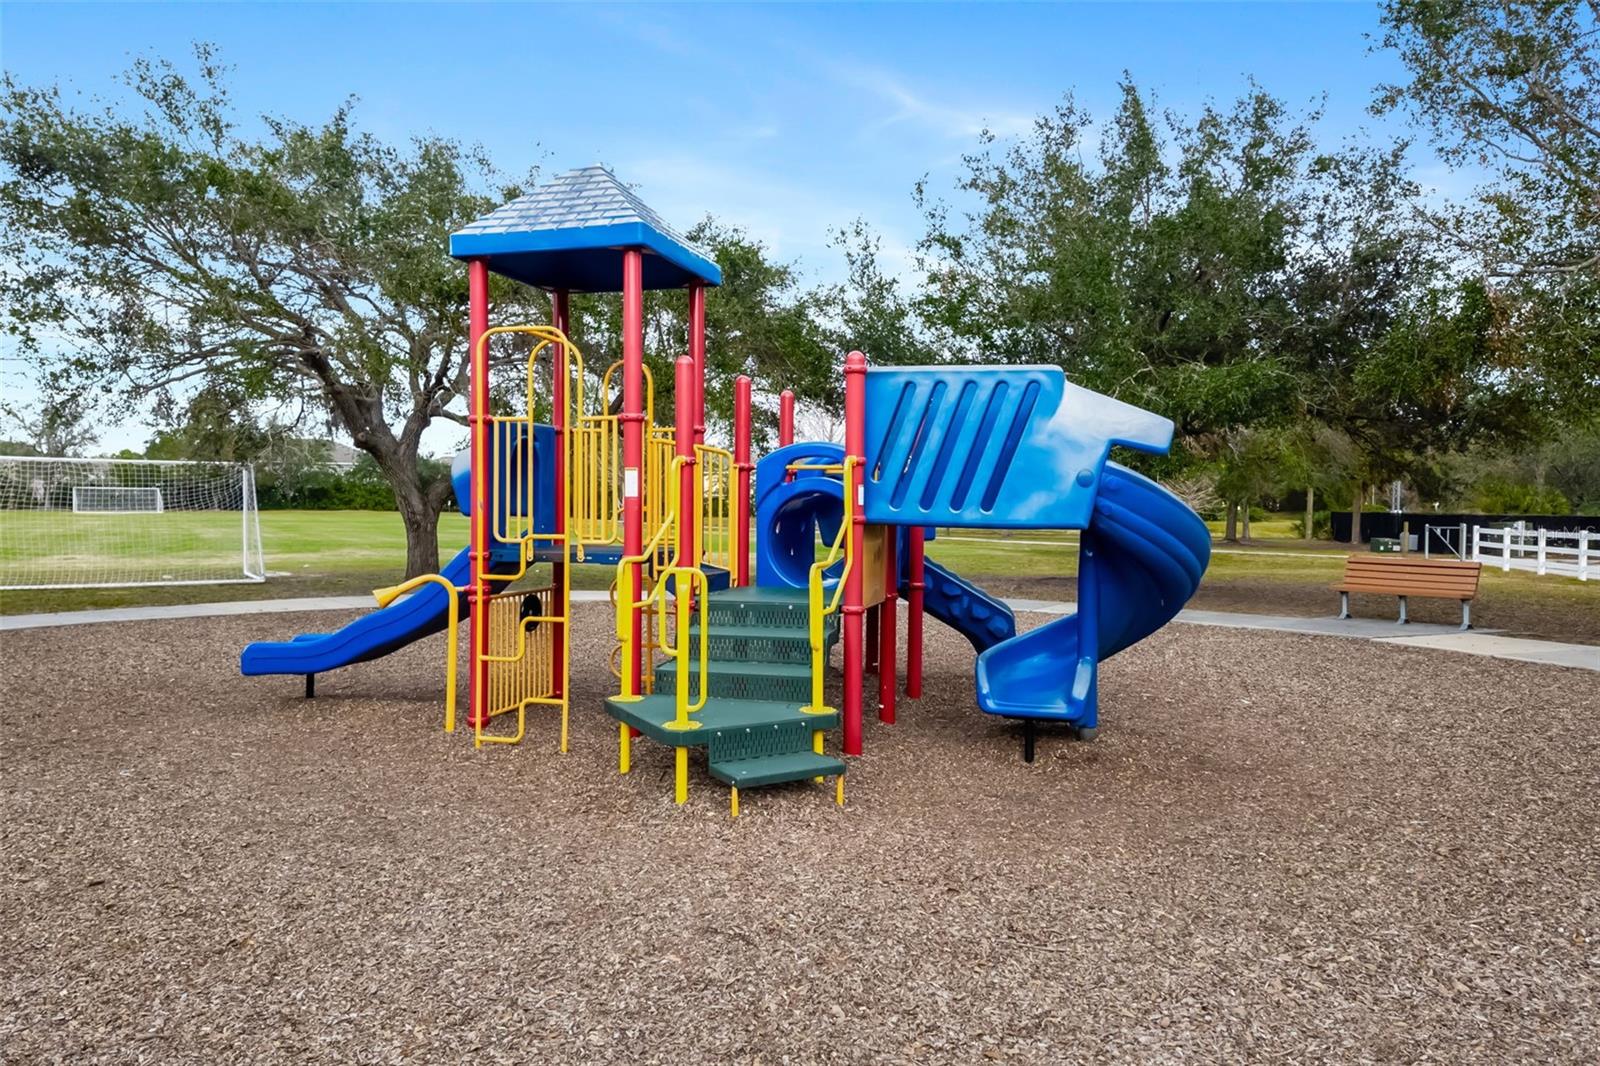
[240,428,546,680]
[240,545,519,677]
[972,462,1209,728]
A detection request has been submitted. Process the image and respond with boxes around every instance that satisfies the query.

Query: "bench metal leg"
[1397,596,1408,624]
[1338,592,1349,620]
[1461,600,1471,631]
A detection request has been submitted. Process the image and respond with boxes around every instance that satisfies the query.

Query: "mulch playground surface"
[3,604,1596,1064]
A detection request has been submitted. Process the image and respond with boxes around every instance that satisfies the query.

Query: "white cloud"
[818,57,1035,141]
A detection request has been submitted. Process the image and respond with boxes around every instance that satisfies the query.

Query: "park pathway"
[3,591,1595,673]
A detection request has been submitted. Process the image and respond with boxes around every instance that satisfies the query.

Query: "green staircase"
[603,585,844,813]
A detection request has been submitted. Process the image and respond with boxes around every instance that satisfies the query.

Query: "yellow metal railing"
[373,574,462,733]
[799,459,859,746]
[612,454,717,804]
[695,443,735,576]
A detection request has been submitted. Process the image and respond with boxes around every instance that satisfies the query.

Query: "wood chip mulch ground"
[2,603,1596,1064]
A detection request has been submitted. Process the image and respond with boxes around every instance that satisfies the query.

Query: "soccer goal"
[0,457,266,590]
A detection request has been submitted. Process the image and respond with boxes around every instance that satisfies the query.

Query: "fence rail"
[1471,524,1593,581]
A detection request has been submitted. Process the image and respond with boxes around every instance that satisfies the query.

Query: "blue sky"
[1,1,1438,451]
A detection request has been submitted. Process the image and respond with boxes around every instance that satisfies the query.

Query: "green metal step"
[602,694,837,748]
[709,750,846,788]
[655,658,814,703]
[704,586,815,629]
[679,622,835,664]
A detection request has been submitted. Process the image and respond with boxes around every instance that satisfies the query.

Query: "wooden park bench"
[1333,554,1482,629]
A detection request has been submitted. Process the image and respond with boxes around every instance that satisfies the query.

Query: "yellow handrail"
[801,457,860,733]
[373,574,461,733]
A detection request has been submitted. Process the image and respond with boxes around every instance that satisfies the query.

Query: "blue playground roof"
[449,165,722,292]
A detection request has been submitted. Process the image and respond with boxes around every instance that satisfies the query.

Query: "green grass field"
[1,508,1592,643]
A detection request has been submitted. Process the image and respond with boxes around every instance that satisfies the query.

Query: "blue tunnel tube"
[752,442,1016,652]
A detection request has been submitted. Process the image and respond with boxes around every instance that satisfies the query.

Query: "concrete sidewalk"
[2,590,1595,672]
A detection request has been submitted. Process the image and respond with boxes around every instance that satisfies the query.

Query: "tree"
[144,381,273,462]
[912,80,1308,454]
[0,388,100,457]
[0,47,548,576]
[1375,0,1600,422]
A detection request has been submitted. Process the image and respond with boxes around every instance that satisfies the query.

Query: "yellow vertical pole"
[730,787,739,818]
[619,722,631,774]
[675,747,688,805]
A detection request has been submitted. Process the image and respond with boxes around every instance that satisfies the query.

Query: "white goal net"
[0,457,266,590]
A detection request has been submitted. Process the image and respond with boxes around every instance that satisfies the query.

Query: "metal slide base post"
[1022,720,1036,764]
[305,674,315,699]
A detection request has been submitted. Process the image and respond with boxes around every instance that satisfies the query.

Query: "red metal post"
[675,355,696,570]
[905,528,925,698]
[779,389,795,447]
[622,250,645,696]
[878,528,898,723]
[550,290,569,696]
[689,284,707,446]
[467,259,491,727]
[733,374,753,587]
[842,351,867,755]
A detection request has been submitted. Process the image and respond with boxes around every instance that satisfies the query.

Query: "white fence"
[1471,523,1594,581]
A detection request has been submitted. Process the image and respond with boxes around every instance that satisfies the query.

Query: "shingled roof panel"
[449,165,721,292]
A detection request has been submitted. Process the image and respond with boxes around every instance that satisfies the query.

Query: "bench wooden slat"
[1335,575,1480,593]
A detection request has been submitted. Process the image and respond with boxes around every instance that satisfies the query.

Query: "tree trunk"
[1350,482,1364,546]
[1304,485,1315,540]
[1241,504,1252,542]
[1224,502,1239,542]
[394,478,446,578]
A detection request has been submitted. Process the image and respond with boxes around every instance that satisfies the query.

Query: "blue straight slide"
[913,555,1016,652]
[240,545,511,677]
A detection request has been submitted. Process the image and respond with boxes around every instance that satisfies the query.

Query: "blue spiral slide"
[753,366,1209,746]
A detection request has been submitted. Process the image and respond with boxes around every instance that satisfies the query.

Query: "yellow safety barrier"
[372,574,462,733]
[469,324,581,750]
[478,585,565,750]
[800,458,859,753]
[695,443,736,577]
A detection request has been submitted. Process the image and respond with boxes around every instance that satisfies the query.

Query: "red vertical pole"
[550,290,569,696]
[779,390,795,447]
[905,528,925,698]
[842,351,867,756]
[878,530,898,722]
[675,356,696,571]
[733,374,752,587]
[622,250,645,697]
[689,284,707,447]
[467,259,491,728]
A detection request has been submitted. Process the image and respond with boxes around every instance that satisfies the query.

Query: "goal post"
[72,485,165,514]
[0,457,266,590]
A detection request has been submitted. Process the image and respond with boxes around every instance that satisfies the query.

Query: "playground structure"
[241,165,1211,812]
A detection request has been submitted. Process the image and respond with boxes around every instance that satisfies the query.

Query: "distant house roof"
[449,165,721,293]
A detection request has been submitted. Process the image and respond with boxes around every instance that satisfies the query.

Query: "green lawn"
[0,510,607,614]
[2,509,1592,644]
